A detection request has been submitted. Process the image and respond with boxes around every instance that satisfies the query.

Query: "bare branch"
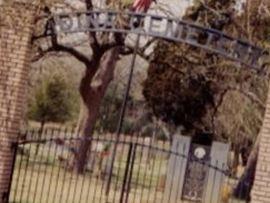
[50,44,91,65]
[225,86,265,110]
[33,35,91,66]
[83,0,102,53]
[210,83,265,140]
[211,88,229,136]
[121,47,151,61]
[122,38,157,60]
[141,38,156,52]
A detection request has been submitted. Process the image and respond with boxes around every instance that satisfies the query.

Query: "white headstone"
[164,135,191,203]
[204,142,229,203]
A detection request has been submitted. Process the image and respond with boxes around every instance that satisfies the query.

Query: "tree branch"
[122,38,157,60]
[33,35,92,66]
[211,88,229,137]
[83,0,101,53]
[50,43,91,66]
[225,86,265,110]
[211,84,265,139]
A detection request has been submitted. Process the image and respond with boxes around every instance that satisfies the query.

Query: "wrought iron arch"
[43,10,265,70]
[7,8,266,203]
[39,10,267,200]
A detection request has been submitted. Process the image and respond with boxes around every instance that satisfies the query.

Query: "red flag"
[132,0,154,12]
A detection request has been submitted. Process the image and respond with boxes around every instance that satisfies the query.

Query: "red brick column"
[252,86,270,203]
[0,3,36,203]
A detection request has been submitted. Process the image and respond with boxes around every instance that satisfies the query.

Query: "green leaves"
[28,74,76,124]
[143,0,270,142]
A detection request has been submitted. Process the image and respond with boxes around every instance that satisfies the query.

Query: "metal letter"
[55,15,74,33]
[102,12,116,30]
[174,22,185,40]
[85,12,100,30]
[186,26,200,45]
[148,16,163,36]
[128,13,145,32]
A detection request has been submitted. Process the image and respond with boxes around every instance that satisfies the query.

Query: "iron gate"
[5,6,263,203]
[9,132,172,203]
[8,129,249,203]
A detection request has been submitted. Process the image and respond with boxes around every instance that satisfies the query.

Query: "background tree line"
[143,0,270,199]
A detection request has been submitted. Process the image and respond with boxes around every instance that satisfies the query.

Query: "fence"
[8,128,250,203]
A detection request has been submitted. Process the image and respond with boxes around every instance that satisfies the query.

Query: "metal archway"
[42,10,265,70]
[39,9,265,202]
[10,9,265,203]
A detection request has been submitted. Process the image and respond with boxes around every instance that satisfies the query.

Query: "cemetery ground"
[11,162,163,203]
[9,133,244,203]
[10,144,167,203]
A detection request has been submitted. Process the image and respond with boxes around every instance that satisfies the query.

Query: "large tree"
[143,0,270,199]
[3,0,157,173]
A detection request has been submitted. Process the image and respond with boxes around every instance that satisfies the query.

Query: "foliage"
[28,74,76,124]
[96,86,123,133]
[143,0,270,144]
[143,51,215,133]
[97,88,143,135]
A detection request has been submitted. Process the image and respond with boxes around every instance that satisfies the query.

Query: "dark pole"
[125,143,137,203]
[6,142,18,203]
[106,34,141,197]
[119,143,133,203]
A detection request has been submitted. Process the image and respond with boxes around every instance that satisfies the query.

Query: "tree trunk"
[75,101,88,135]
[233,136,260,201]
[74,48,120,174]
[232,144,240,176]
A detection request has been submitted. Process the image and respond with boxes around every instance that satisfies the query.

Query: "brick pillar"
[0,3,36,203]
[252,85,270,202]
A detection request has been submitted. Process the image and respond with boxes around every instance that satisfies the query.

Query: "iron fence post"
[5,141,18,203]
[120,143,134,203]
[106,34,141,197]
[125,143,137,203]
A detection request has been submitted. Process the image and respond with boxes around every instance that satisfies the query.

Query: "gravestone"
[164,136,229,203]
[164,135,191,203]
[204,142,230,203]
[182,144,211,202]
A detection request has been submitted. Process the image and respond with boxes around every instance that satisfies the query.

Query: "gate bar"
[120,143,134,203]
[106,34,141,197]
[6,142,18,203]
[125,143,137,203]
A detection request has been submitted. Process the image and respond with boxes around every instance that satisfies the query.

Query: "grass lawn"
[9,150,168,203]
[9,139,246,203]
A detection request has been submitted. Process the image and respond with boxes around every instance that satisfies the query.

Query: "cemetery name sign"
[49,10,264,69]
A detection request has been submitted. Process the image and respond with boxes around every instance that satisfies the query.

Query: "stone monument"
[165,135,229,203]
